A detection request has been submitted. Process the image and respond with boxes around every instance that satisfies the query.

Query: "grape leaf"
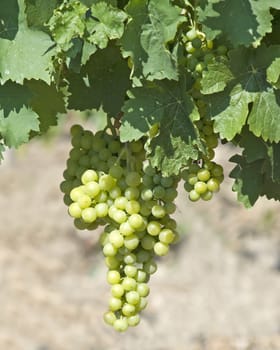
[198,0,280,47]
[119,0,149,81]
[120,77,199,174]
[48,0,87,51]
[238,127,267,163]
[67,44,131,117]
[25,0,58,30]
[230,155,263,208]
[86,2,127,49]
[0,82,33,117]
[268,143,280,183]
[120,0,185,81]
[0,0,19,40]
[204,46,280,142]
[201,61,234,95]
[248,90,280,142]
[26,80,66,133]
[267,57,280,87]
[0,107,40,148]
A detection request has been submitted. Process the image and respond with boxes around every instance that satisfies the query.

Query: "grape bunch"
[60,124,179,331]
[181,161,224,202]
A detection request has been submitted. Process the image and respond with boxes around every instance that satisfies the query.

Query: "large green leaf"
[26,80,66,133]
[198,0,280,47]
[86,2,127,49]
[67,44,131,117]
[0,0,54,84]
[203,45,280,142]
[0,0,19,40]
[0,107,40,148]
[120,0,185,81]
[25,0,58,30]
[120,78,200,175]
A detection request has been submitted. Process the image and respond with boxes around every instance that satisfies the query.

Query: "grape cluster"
[60,125,179,331]
[181,161,224,202]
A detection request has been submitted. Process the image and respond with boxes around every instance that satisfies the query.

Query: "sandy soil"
[0,122,280,350]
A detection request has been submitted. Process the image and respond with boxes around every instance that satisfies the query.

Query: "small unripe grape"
[81,207,97,223]
[207,178,220,192]
[122,303,136,317]
[109,297,122,311]
[103,311,116,326]
[128,213,144,229]
[197,168,211,182]
[77,194,92,209]
[126,291,140,305]
[154,242,169,256]
[68,202,82,218]
[137,283,150,297]
[103,243,118,257]
[194,181,208,194]
[127,314,140,327]
[107,270,121,284]
[124,265,138,278]
[151,205,166,218]
[114,318,128,332]
[201,190,213,201]
[147,221,161,236]
[122,277,137,291]
[159,229,175,244]
[189,189,200,202]
[125,172,141,187]
[143,260,157,274]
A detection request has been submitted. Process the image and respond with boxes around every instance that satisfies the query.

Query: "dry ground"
[0,122,280,350]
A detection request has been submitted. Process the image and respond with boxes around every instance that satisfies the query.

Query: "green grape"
[95,203,109,218]
[125,200,140,215]
[103,243,118,257]
[109,164,123,179]
[81,207,97,223]
[124,187,140,200]
[105,256,120,269]
[211,164,223,177]
[189,189,200,202]
[124,265,138,278]
[128,213,144,229]
[124,234,139,250]
[124,253,137,265]
[147,221,161,236]
[99,174,116,191]
[159,229,175,244]
[70,124,83,137]
[187,173,198,186]
[151,205,166,218]
[80,131,93,149]
[113,318,128,332]
[125,172,141,187]
[122,277,137,291]
[84,181,100,198]
[125,291,140,305]
[153,186,166,199]
[122,303,136,317]
[136,250,150,263]
[141,235,155,250]
[137,283,150,297]
[111,284,125,298]
[197,168,211,182]
[127,314,140,327]
[154,242,169,256]
[99,148,112,161]
[68,202,82,218]
[186,27,198,41]
[136,270,148,283]
[143,260,157,274]
[201,190,213,201]
[107,270,121,284]
[119,221,134,236]
[114,196,128,210]
[103,311,116,326]
[77,194,92,209]
[207,178,220,192]
[113,209,127,224]
[109,230,124,248]
[109,297,122,311]
[194,181,208,194]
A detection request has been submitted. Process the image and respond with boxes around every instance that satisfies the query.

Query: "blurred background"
[0,113,280,350]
